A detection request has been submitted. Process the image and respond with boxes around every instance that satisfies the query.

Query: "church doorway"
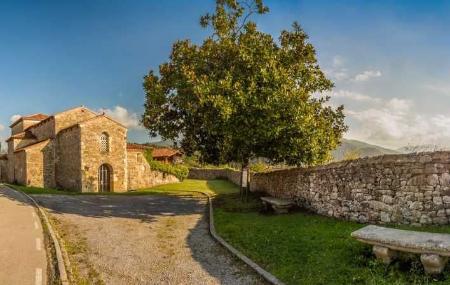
[98,164,112,192]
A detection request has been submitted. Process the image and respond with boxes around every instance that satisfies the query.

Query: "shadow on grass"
[204,191,450,285]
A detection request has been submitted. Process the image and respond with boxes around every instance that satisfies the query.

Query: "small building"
[0,106,178,192]
[152,148,182,164]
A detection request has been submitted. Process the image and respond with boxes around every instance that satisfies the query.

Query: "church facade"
[0,106,177,192]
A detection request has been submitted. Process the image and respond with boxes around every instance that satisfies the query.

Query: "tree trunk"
[240,161,250,202]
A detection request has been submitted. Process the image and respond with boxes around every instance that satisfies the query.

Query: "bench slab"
[352,225,450,274]
[261,197,294,214]
[352,225,450,256]
[260,197,294,207]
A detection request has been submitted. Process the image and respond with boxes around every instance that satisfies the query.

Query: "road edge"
[191,191,285,285]
[5,185,70,285]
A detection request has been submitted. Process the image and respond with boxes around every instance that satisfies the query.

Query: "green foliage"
[143,150,189,180]
[249,161,269,172]
[214,192,450,285]
[142,0,347,168]
[343,149,361,161]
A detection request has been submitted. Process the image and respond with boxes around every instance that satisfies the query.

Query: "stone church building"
[0,106,177,192]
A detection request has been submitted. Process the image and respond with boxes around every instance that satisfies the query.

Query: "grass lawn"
[213,193,450,285]
[5,179,239,197]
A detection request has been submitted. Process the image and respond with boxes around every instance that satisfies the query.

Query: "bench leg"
[420,254,448,275]
[373,245,397,264]
[273,206,289,214]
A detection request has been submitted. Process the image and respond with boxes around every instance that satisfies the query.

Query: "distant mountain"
[148,139,177,148]
[397,144,450,154]
[333,139,400,161]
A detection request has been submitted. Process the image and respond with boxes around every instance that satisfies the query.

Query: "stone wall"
[127,150,179,190]
[0,158,8,182]
[188,168,241,185]
[14,151,27,185]
[79,116,127,192]
[250,152,450,226]
[189,152,450,226]
[55,107,97,133]
[22,140,54,188]
[56,128,81,191]
[30,118,55,141]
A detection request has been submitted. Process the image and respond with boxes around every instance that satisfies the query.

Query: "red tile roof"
[10,113,49,127]
[152,148,181,158]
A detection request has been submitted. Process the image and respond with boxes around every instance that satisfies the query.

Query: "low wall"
[190,152,450,226]
[252,152,450,226]
[188,168,241,185]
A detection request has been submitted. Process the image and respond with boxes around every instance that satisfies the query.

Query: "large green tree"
[142,0,347,190]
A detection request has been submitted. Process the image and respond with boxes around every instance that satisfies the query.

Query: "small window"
[100,132,109,153]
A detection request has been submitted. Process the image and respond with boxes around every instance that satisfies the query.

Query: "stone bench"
[351,225,450,274]
[261,196,294,214]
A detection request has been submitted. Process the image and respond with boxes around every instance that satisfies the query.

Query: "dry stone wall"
[251,152,450,226]
[188,168,241,185]
[127,150,179,190]
[189,152,450,226]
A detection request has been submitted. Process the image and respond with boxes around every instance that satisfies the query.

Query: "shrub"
[143,150,189,180]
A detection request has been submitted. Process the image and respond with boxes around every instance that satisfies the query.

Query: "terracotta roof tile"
[10,113,49,127]
[152,148,181,158]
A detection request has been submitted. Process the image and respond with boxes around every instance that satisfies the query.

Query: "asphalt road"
[0,185,47,285]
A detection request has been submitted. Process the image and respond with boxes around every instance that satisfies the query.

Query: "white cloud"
[353,70,382,82]
[325,56,382,83]
[324,90,381,103]
[332,55,344,67]
[10,114,21,122]
[424,83,450,96]
[325,56,349,81]
[98,106,142,129]
[344,95,450,148]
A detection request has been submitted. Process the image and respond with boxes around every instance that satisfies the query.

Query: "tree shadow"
[1,186,264,284]
[31,193,206,224]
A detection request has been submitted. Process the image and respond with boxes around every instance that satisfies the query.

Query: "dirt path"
[33,194,263,285]
[0,186,47,285]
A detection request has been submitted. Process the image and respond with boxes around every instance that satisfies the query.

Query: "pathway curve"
[0,185,47,285]
[33,194,264,285]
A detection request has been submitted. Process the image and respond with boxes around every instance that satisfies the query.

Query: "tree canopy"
[142,0,347,167]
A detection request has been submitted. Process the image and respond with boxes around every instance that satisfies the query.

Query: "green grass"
[140,179,239,196]
[213,193,450,285]
[6,179,239,197]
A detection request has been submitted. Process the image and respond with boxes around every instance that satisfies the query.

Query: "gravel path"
[33,194,263,285]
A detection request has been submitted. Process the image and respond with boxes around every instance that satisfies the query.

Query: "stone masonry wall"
[79,116,127,192]
[14,151,27,185]
[251,152,450,226]
[127,150,179,190]
[189,152,450,226]
[56,128,81,191]
[23,140,54,188]
[188,168,241,185]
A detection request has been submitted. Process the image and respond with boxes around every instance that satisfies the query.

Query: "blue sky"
[1,0,450,149]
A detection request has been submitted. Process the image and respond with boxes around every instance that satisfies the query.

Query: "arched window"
[100,132,109,153]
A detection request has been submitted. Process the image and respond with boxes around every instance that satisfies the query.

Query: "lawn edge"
[5,184,70,285]
[194,190,286,285]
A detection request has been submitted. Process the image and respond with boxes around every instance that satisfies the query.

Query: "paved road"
[0,186,47,285]
[34,194,264,285]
